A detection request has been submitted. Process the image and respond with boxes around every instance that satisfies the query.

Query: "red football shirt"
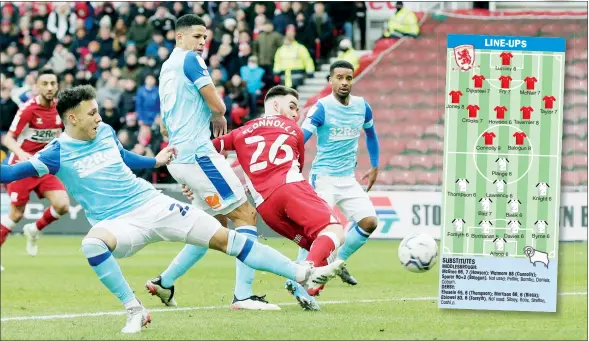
[212,115,305,206]
[542,95,556,109]
[466,104,480,118]
[494,106,508,119]
[500,52,513,66]
[7,96,63,164]
[482,132,496,145]
[520,106,534,120]
[513,132,527,145]
[449,90,463,104]
[472,75,486,88]
[524,76,538,90]
[499,75,512,89]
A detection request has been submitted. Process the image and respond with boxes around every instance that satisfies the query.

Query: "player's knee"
[228,201,257,225]
[208,226,230,253]
[81,237,111,265]
[85,228,117,251]
[53,203,69,216]
[321,224,346,247]
[9,207,25,222]
[358,216,379,234]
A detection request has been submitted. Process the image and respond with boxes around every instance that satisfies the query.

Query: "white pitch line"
[2,293,587,322]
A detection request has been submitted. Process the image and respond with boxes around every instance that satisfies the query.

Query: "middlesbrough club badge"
[453,44,475,71]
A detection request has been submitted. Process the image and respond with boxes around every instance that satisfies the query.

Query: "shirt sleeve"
[363,100,374,129]
[106,123,156,169]
[183,51,213,90]
[8,103,34,137]
[212,129,236,152]
[301,102,325,135]
[29,140,61,176]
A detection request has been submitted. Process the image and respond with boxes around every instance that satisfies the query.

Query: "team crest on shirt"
[453,44,475,71]
[36,117,43,124]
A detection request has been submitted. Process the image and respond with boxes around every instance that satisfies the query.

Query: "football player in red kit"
[1,70,70,262]
[183,86,345,304]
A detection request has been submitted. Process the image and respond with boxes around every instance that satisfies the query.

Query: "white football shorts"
[91,194,222,258]
[309,174,377,223]
[167,152,247,216]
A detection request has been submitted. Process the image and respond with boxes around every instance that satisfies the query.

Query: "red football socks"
[36,207,60,231]
[306,235,337,267]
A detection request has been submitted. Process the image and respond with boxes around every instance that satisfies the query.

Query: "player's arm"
[1,140,60,184]
[296,126,305,171]
[363,101,380,169]
[159,119,168,137]
[361,101,380,192]
[300,102,325,143]
[2,105,35,161]
[107,125,176,169]
[183,51,227,136]
[211,129,236,153]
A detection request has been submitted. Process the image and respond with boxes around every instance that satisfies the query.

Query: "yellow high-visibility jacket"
[273,41,315,75]
[337,48,360,71]
[384,7,420,37]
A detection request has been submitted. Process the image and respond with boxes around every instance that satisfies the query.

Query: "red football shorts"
[257,181,341,250]
[6,174,66,206]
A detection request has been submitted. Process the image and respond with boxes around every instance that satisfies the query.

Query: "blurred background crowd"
[0,1,367,182]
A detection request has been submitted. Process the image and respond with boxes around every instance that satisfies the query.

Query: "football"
[398,233,439,273]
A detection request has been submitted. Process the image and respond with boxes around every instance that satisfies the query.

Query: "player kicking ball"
[0,85,344,334]
[294,60,381,287]
[145,13,277,311]
[182,85,346,310]
[1,69,70,262]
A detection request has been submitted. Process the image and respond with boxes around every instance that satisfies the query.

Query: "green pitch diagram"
[439,34,565,313]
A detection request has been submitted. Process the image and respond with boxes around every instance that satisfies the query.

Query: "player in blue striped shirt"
[0,85,344,333]
[286,60,381,307]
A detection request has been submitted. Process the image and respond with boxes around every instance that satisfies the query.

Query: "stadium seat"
[406,139,429,154]
[409,155,434,170]
[373,38,400,54]
[573,155,588,169]
[427,140,444,154]
[389,155,410,170]
[423,124,444,140]
[394,171,416,185]
[562,155,576,170]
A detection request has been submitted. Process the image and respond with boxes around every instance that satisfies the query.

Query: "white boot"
[23,223,40,256]
[121,303,151,334]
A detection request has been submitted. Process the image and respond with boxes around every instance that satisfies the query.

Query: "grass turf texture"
[1,236,587,340]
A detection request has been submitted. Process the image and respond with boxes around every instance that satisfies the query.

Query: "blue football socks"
[226,230,300,281]
[160,244,208,288]
[234,225,258,300]
[81,238,137,308]
[337,222,372,261]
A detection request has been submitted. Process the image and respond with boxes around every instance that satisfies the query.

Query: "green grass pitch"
[1,236,587,340]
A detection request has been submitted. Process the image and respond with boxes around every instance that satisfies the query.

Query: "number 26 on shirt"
[245,134,293,172]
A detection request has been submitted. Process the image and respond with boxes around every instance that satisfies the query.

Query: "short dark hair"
[56,85,96,121]
[37,68,59,82]
[175,14,206,31]
[330,60,355,75]
[264,85,299,102]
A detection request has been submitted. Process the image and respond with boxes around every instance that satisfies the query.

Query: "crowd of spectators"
[0,1,366,183]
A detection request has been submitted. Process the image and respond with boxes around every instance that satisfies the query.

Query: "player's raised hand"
[211,114,227,137]
[155,146,178,167]
[181,184,195,201]
[361,167,379,192]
